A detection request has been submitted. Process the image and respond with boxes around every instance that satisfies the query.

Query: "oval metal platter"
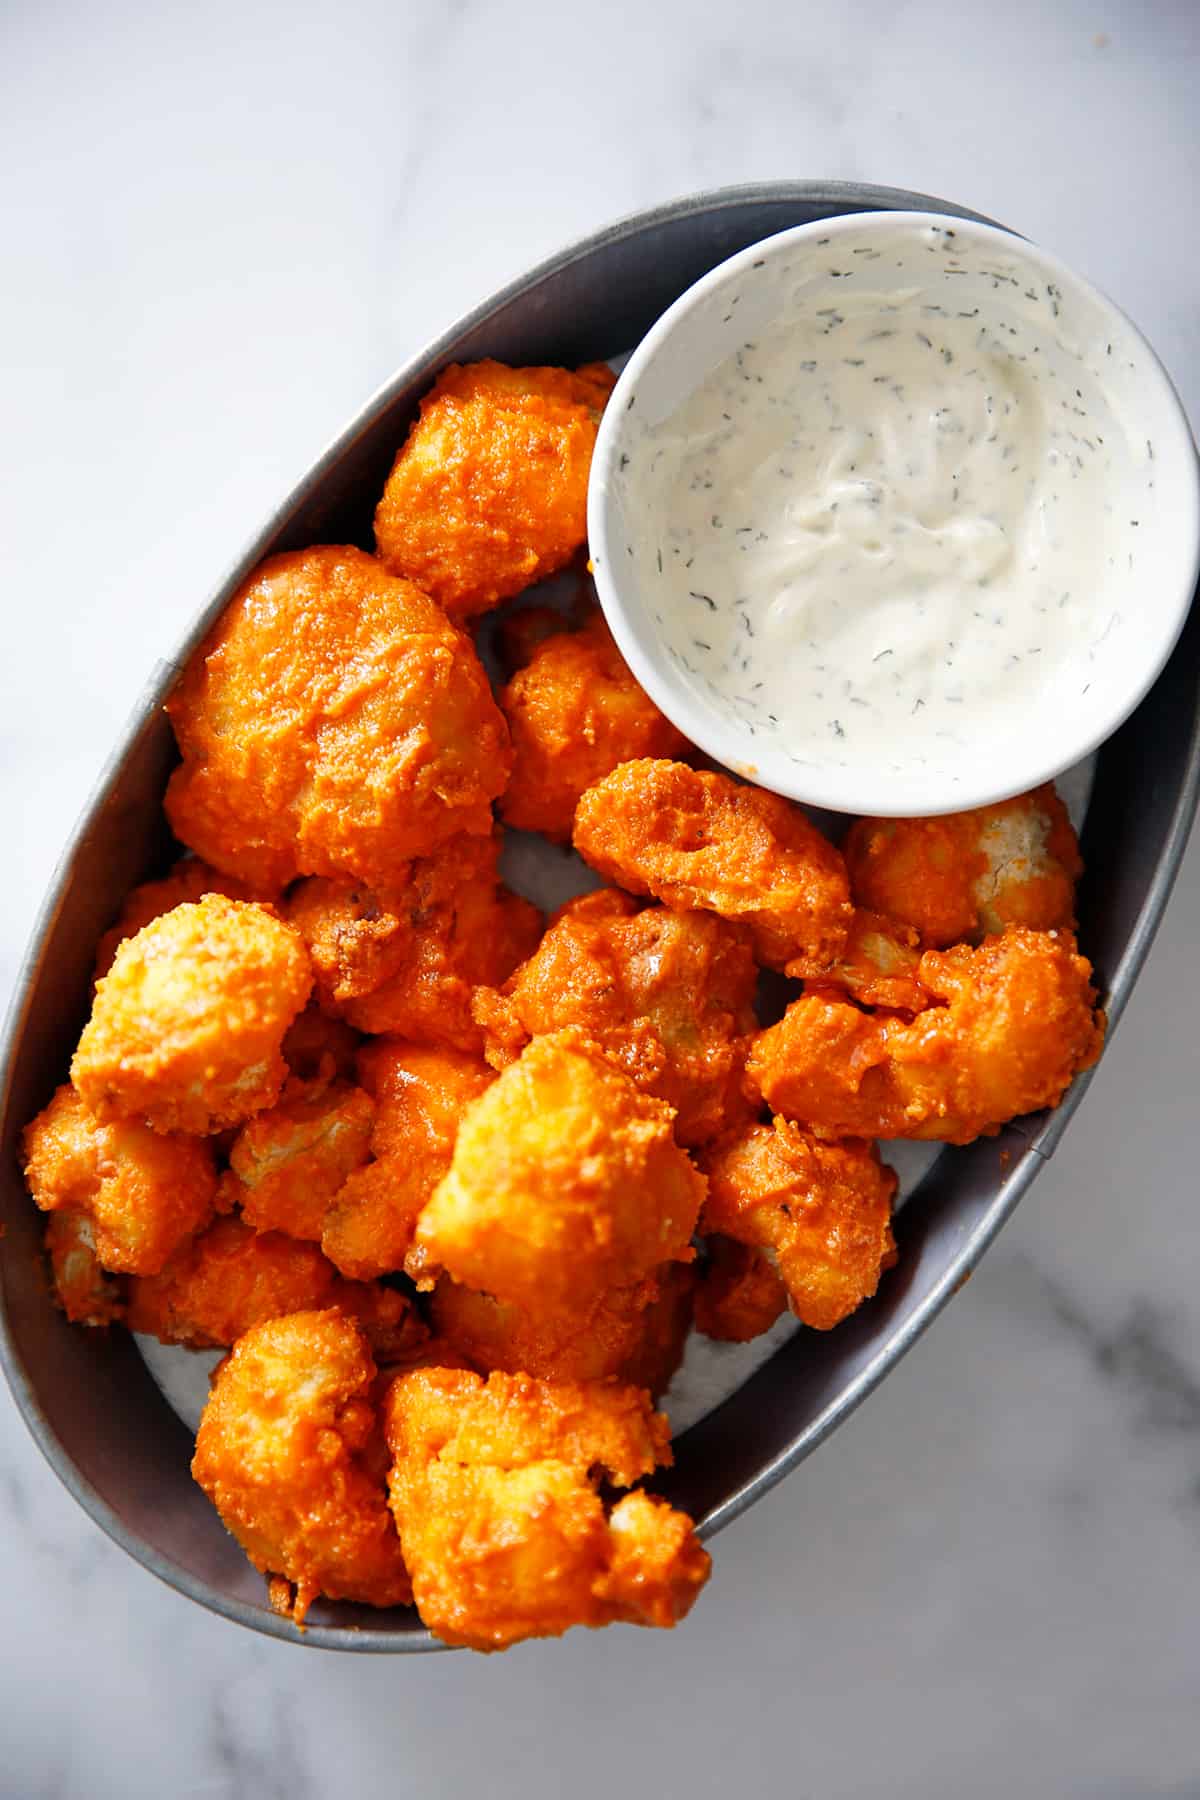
[3,182,1198,1652]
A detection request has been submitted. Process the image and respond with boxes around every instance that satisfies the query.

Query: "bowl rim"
[3,179,1198,1655]
[588,207,1200,818]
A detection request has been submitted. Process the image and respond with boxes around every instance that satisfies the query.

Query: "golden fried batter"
[430,1261,693,1397]
[412,1030,705,1308]
[843,785,1082,949]
[384,1367,709,1649]
[286,833,541,1050]
[94,858,254,979]
[807,908,928,1013]
[165,546,511,891]
[193,1309,412,1623]
[747,928,1105,1144]
[44,1211,125,1327]
[498,607,688,841]
[699,1121,897,1331]
[72,896,311,1136]
[573,760,852,975]
[475,888,757,1147]
[127,1215,423,1359]
[320,1041,493,1280]
[224,1075,375,1241]
[374,361,615,620]
[693,1236,788,1343]
[23,1083,217,1274]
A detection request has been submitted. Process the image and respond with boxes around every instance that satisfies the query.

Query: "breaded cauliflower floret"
[71,895,311,1136]
[43,1211,125,1326]
[320,1041,494,1281]
[474,889,757,1148]
[693,1236,788,1344]
[411,1030,705,1309]
[286,832,541,1050]
[127,1215,423,1359]
[384,1367,710,1650]
[223,1075,376,1241]
[430,1261,694,1397]
[22,1083,217,1274]
[498,607,688,841]
[193,1309,412,1623]
[746,928,1105,1145]
[699,1121,897,1331]
[374,361,615,620]
[165,546,512,891]
[573,760,852,976]
[807,908,928,1014]
[94,857,254,980]
[843,784,1082,949]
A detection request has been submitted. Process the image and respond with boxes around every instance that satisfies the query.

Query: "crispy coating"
[693,1236,789,1343]
[286,832,542,1050]
[165,546,511,891]
[843,785,1082,949]
[384,1367,709,1649]
[224,1075,376,1241]
[127,1215,424,1359]
[412,1030,705,1309]
[193,1310,412,1622]
[374,360,615,620]
[746,928,1105,1145]
[498,607,688,841]
[72,896,311,1136]
[23,1083,217,1275]
[44,1211,125,1327]
[94,858,254,980]
[807,908,928,1013]
[475,888,758,1147]
[320,1041,494,1280]
[573,760,852,975]
[699,1121,897,1331]
[430,1261,694,1397]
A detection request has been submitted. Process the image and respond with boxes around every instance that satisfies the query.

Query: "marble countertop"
[3,1,1199,1794]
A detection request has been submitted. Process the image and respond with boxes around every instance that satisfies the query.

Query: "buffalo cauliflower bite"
[699,1121,898,1331]
[843,785,1082,949]
[43,1211,125,1326]
[94,857,254,979]
[373,360,615,619]
[193,1309,412,1623]
[573,760,852,976]
[222,1075,376,1242]
[746,928,1105,1145]
[286,833,542,1051]
[71,895,311,1136]
[430,1261,694,1396]
[498,607,688,841]
[383,1367,710,1649]
[411,1030,705,1309]
[693,1236,789,1343]
[22,1083,217,1274]
[320,1040,494,1281]
[474,889,757,1149]
[165,546,512,892]
[127,1215,424,1359]
[808,908,928,1014]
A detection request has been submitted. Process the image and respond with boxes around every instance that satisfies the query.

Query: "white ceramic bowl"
[589,211,1200,816]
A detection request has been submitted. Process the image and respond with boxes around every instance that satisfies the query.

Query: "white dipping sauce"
[617,221,1154,781]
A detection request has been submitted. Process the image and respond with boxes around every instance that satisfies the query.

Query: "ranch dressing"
[621,232,1135,772]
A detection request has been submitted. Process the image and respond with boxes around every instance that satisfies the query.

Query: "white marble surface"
[3,1,1200,1794]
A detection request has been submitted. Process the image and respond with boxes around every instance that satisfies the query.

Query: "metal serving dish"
[3,182,1197,1653]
